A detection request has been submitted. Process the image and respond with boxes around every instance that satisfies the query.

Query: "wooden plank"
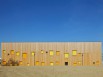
[1,42,102,66]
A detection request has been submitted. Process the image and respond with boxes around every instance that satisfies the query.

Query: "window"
[22,53,27,58]
[19,61,22,65]
[50,50,53,56]
[31,52,35,56]
[41,62,45,66]
[50,62,54,66]
[36,61,39,65]
[56,51,60,55]
[78,61,81,64]
[65,62,68,66]
[41,50,44,54]
[10,50,14,55]
[72,50,77,56]
[64,53,69,58]
[3,61,6,65]
[56,61,59,65]
[27,63,30,66]
[16,52,20,56]
[73,62,77,66]
[3,50,6,53]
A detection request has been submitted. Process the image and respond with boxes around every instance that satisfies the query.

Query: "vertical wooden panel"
[1,42,102,66]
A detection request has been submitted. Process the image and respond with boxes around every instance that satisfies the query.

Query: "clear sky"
[0,0,103,57]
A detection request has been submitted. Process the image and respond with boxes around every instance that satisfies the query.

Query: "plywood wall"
[1,42,102,66]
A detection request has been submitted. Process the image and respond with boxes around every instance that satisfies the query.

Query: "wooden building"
[1,42,102,66]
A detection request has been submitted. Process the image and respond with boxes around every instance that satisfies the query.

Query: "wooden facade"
[1,42,102,66]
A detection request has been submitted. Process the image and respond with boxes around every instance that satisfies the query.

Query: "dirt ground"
[0,65,103,77]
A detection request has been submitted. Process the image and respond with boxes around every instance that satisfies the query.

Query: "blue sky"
[0,0,103,57]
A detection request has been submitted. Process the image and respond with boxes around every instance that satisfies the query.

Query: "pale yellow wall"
[1,42,102,66]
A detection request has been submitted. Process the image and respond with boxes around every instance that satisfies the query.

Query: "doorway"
[65,62,68,66]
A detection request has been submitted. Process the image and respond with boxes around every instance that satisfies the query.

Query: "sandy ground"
[0,65,103,77]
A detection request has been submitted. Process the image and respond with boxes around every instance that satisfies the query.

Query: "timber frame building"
[1,42,102,66]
